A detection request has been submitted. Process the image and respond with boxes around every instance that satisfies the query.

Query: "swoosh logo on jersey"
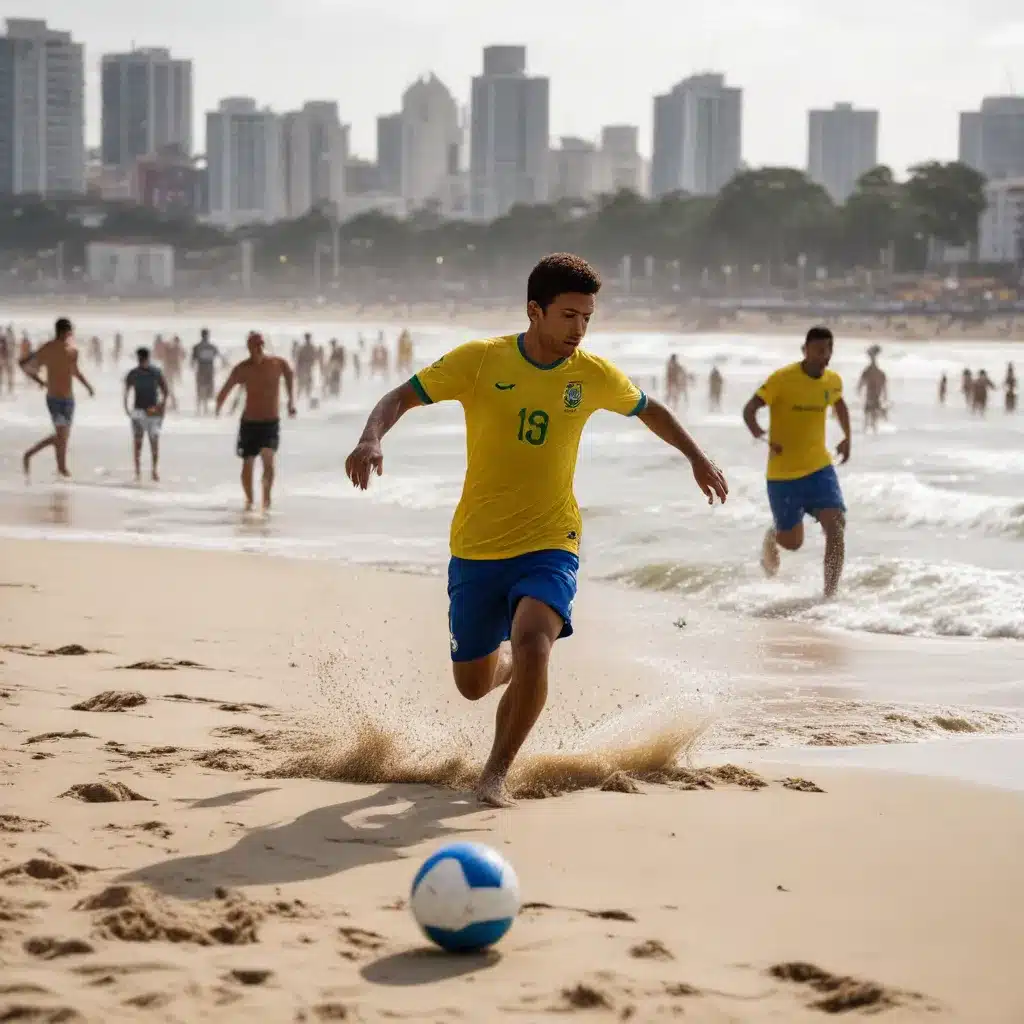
[494,382,516,390]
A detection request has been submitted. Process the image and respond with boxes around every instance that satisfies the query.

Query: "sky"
[6,0,1024,173]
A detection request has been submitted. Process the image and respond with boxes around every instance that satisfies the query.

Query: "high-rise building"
[206,98,284,229]
[470,45,549,219]
[599,125,647,196]
[0,18,85,195]
[807,102,879,203]
[549,137,601,202]
[978,177,1024,263]
[283,101,347,218]
[101,47,192,168]
[400,73,460,211]
[959,97,1024,182]
[651,73,741,198]
[376,112,402,195]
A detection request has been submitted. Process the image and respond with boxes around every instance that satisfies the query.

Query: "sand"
[1,539,1022,1022]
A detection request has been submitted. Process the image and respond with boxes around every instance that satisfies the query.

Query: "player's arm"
[73,354,95,397]
[280,358,296,416]
[19,342,45,387]
[743,371,780,450]
[833,396,852,464]
[215,365,243,415]
[637,397,728,504]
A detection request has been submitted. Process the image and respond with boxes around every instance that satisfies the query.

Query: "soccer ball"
[410,841,521,953]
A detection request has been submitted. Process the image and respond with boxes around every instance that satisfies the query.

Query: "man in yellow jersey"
[345,253,728,807]
[742,326,851,599]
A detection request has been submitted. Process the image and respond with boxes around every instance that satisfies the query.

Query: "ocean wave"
[610,556,1024,641]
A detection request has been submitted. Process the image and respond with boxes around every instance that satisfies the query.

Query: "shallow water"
[1,315,1022,767]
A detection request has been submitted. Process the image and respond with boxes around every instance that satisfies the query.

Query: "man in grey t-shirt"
[124,347,172,481]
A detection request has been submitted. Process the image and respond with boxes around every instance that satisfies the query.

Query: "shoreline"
[0,538,1022,1021]
[4,297,1024,342]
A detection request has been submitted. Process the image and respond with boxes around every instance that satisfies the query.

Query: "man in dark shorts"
[215,332,296,512]
[124,347,172,481]
[19,317,95,478]
[191,328,223,416]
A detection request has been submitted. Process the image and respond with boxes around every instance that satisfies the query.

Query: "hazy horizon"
[8,0,1024,175]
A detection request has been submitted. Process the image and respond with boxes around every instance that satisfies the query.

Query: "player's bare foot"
[475,774,514,808]
[760,527,780,577]
[58,468,71,479]
[151,470,159,482]
[244,500,254,513]
[22,452,30,477]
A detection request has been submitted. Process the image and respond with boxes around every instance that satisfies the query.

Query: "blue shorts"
[447,549,579,663]
[46,396,75,427]
[766,465,846,532]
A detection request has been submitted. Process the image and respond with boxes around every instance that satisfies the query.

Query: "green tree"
[905,161,987,247]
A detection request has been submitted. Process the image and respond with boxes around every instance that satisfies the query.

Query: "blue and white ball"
[410,841,520,952]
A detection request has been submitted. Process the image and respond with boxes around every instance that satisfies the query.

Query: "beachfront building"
[960,96,1024,182]
[651,73,742,198]
[401,74,460,213]
[548,136,602,203]
[0,18,85,196]
[376,112,403,197]
[600,125,647,196]
[978,177,1024,265]
[283,101,348,219]
[101,47,192,168]
[86,241,176,290]
[469,45,549,220]
[206,98,285,229]
[807,102,878,203]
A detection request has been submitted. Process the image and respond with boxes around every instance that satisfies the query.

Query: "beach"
[1,539,1023,1023]
[1,313,1022,1021]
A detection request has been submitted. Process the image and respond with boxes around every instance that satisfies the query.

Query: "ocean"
[1,313,1022,773]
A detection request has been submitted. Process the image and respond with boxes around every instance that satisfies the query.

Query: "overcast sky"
[8,0,1024,172]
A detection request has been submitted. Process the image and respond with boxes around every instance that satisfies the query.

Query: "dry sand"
[1,539,1022,1022]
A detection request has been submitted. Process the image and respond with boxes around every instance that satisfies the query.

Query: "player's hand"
[690,451,728,505]
[345,440,383,490]
[287,403,297,419]
[836,437,851,464]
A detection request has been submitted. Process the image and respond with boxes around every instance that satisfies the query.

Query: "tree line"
[0,161,993,292]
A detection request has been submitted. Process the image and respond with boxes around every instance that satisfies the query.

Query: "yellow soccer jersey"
[756,362,843,481]
[410,333,647,560]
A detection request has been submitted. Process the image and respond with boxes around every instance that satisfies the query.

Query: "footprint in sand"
[23,936,95,960]
[72,691,147,713]
[629,939,674,961]
[0,857,98,890]
[24,730,94,746]
[769,961,928,1014]
[0,815,48,834]
[59,781,151,804]
[118,659,209,672]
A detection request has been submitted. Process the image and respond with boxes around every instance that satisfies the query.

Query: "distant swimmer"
[345,253,728,808]
[325,339,345,397]
[708,365,723,412]
[216,331,296,513]
[961,368,973,406]
[370,333,390,378]
[396,329,414,375]
[113,332,123,363]
[665,353,688,409]
[124,346,172,482]
[970,369,995,416]
[164,336,185,386]
[1005,362,1017,414]
[938,372,948,405]
[191,328,223,416]
[742,325,851,599]
[89,335,103,368]
[19,317,95,478]
[295,333,318,400]
[857,345,888,433]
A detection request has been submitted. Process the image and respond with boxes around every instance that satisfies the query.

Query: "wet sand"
[1,540,1022,1022]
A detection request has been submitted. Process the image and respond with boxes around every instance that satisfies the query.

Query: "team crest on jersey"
[563,381,583,410]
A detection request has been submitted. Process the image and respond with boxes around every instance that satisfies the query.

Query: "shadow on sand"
[361,948,501,987]
[120,783,486,899]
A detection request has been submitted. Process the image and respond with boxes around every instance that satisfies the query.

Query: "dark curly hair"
[527,253,602,312]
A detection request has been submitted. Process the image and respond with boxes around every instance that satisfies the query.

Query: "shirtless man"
[295,333,318,401]
[191,329,223,416]
[325,340,345,398]
[961,368,973,407]
[215,332,296,513]
[396,329,414,376]
[665,353,687,409]
[19,318,95,478]
[370,333,390,378]
[1005,362,1017,414]
[938,372,948,405]
[857,347,888,433]
[0,329,11,395]
[971,370,995,416]
[708,365,723,412]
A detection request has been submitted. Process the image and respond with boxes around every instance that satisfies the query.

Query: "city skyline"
[15,0,1024,173]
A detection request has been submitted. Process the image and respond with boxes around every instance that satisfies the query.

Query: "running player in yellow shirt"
[742,326,851,599]
[346,253,728,806]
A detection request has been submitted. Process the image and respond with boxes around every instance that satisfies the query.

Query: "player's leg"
[240,458,256,510]
[148,420,161,481]
[259,447,275,511]
[53,424,71,476]
[449,557,512,702]
[807,467,847,598]
[762,479,804,576]
[131,418,144,480]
